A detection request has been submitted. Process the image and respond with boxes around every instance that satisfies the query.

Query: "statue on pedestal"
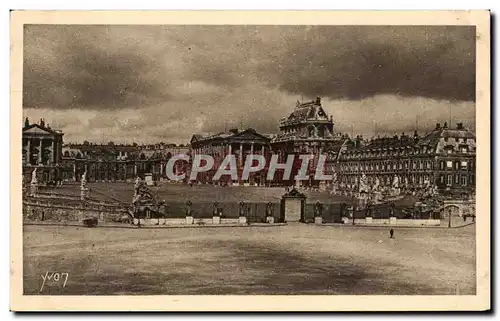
[80,171,89,200]
[31,168,38,185]
[30,168,39,196]
[391,174,400,196]
[359,173,368,193]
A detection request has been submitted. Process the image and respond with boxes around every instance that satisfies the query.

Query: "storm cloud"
[22,25,476,143]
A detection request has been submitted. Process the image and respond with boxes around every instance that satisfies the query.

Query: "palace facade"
[60,143,190,183]
[190,128,272,186]
[270,97,345,188]
[336,122,476,196]
[22,118,64,184]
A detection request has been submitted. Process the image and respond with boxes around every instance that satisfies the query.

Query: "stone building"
[61,142,190,183]
[190,128,272,186]
[22,118,64,184]
[335,122,476,196]
[270,97,345,188]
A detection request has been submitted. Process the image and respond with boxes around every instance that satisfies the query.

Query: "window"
[440,161,445,170]
[461,147,467,153]
[455,174,459,184]
[447,175,452,186]
[461,175,467,186]
[446,161,453,169]
[461,161,468,170]
[440,174,445,183]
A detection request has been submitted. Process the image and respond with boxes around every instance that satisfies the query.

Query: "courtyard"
[23,223,476,295]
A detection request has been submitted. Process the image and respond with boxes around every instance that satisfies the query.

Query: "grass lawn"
[23,224,475,295]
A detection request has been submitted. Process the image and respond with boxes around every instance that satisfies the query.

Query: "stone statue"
[373,177,380,191]
[392,175,399,188]
[80,171,89,200]
[359,173,368,193]
[31,168,38,185]
[134,176,141,190]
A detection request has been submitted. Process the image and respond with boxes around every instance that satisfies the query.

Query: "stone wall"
[23,198,129,223]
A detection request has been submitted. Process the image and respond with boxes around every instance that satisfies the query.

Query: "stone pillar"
[250,142,254,155]
[38,139,43,165]
[73,163,76,181]
[26,139,31,165]
[239,143,243,167]
[261,145,265,156]
[228,144,232,155]
[134,164,138,176]
[51,139,55,164]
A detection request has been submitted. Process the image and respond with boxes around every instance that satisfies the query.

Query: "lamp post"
[448,207,452,228]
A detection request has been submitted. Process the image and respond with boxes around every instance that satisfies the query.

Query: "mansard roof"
[281,98,330,127]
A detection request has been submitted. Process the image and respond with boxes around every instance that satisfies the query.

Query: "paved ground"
[23,223,475,295]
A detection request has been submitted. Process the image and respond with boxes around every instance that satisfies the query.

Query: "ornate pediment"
[231,129,270,143]
[23,124,59,136]
[282,187,307,199]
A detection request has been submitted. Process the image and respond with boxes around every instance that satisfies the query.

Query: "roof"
[191,128,271,145]
[23,123,63,136]
[280,99,330,127]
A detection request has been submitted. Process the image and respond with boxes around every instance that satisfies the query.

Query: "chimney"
[436,123,441,130]
[413,130,419,140]
[316,96,321,106]
[443,121,448,129]
[456,122,464,130]
[229,128,239,135]
[24,117,29,128]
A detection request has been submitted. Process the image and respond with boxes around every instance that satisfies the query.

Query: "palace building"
[270,97,345,188]
[190,128,272,186]
[22,118,64,185]
[61,142,190,183]
[336,122,476,196]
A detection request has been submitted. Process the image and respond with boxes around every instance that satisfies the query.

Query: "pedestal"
[342,217,349,224]
[365,217,373,224]
[238,216,247,224]
[185,216,194,224]
[266,216,274,224]
[80,188,89,201]
[390,217,397,225]
[314,216,323,225]
[30,183,38,196]
[212,216,221,224]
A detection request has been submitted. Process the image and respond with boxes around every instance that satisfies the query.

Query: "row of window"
[339,160,434,172]
[339,174,432,185]
[439,160,474,171]
[439,174,474,186]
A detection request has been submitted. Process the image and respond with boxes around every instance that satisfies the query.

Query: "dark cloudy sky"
[23,25,476,144]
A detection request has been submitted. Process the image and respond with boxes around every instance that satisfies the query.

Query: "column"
[73,163,76,181]
[250,142,254,155]
[239,143,243,166]
[38,138,43,165]
[51,139,55,164]
[26,139,31,165]
[228,144,232,156]
[134,163,137,176]
[261,145,264,156]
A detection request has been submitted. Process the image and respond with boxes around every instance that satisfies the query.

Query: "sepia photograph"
[10,10,490,311]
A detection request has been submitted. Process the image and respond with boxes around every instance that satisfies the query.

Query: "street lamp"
[448,207,452,228]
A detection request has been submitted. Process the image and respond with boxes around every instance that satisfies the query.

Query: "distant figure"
[389,229,394,239]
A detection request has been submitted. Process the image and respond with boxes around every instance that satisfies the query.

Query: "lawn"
[23,224,476,295]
